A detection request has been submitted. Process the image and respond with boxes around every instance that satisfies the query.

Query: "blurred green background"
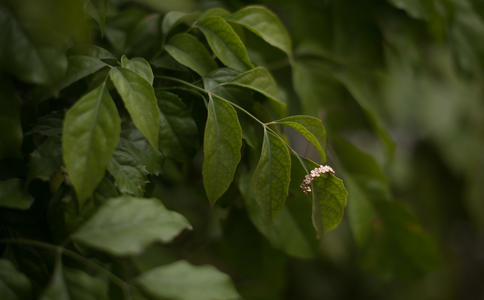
[2,0,484,299]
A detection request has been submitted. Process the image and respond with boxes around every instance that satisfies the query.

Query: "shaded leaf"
[85,0,109,35]
[137,260,240,300]
[252,130,291,218]
[227,5,292,56]
[121,55,154,85]
[202,95,242,203]
[0,7,67,85]
[62,83,121,205]
[53,55,107,93]
[197,16,253,71]
[28,136,62,182]
[108,123,162,196]
[165,33,218,76]
[41,262,108,300]
[73,196,192,255]
[71,45,116,60]
[276,115,326,162]
[0,259,31,299]
[109,67,159,150]
[0,78,22,159]
[0,179,34,210]
[161,11,199,36]
[156,91,199,160]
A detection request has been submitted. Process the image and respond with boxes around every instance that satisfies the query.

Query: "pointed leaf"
[0,259,31,300]
[202,95,242,203]
[109,67,159,150]
[73,196,192,255]
[276,115,327,162]
[197,16,253,71]
[165,33,218,76]
[62,83,121,204]
[225,66,286,118]
[0,179,34,210]
[227,5,292,55]
[161,11,200,36]
[53,55,107,93]
[252,130,291,218]
[108,123,163,196]
[137,260,240,300]
[157,91,199,160]
[121,55,154,85]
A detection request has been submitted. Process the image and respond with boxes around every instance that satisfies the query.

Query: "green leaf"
[121,55,154,85]
[0,179,34,210]
[109,67,159,150]
[225,66,286,118]
[197,16,253,71]
[161,11,200,36]
[62,83,121,205]
[137,260,240,300]
[311,172,348,234]
[0,7,67,85]
[165,33,218,76]
[275,115,326,162]
[28,136,62,182]
[0,259,31,300]
[0,78,22,159]
[239,163,316,258]
[156,91,199,160]
[53,55,107,93]
[41,262,108,300]
[72,45,116,60]
[85,0,110,35]
[227,5,292,56]
[252,130,291,218]
[202,95,242,203]
[73,196,192,255]
[108,123,162,196]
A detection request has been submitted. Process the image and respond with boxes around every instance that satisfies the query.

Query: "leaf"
[41,262,108,300]
[161,11,200,36]
[0,7,67,85]
[62,83,121,205]
[165,33,218,76]
[225,66,286,118]
[85,0,110,35]
[121,55,154,85]
[109,67,159,150]
[311,172,348,234]
[275,115,326,162]
[53,55,107,93]
[227,5,292,56]
[137,260,240,300]
[28,135,62,182]
[197,16,253,71]
[252,130,291,218]
[72,45,116,60]
[108,123,163,196]
[156,91,199,160]
[202,95,242,204]
[0,179,34,210]
[239,163,316,258]
[0,259,32,299]
[73,196,192,255]
[203,68,240,91]
[0,78,22,159]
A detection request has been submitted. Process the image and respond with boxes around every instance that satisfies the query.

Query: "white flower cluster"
[300,165,335,195]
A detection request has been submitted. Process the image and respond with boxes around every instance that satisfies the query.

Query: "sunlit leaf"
[197,16,253,71]
[109,67,159,150]
[62,83,121,204]
[202,95,242,203]
[73,196,192,255]
[252,130,291,218]
[137,260,240,300]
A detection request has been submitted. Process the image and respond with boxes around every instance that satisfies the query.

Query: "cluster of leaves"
[0,1,349,299]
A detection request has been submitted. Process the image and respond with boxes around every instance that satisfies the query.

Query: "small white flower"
[300,164,335,195]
